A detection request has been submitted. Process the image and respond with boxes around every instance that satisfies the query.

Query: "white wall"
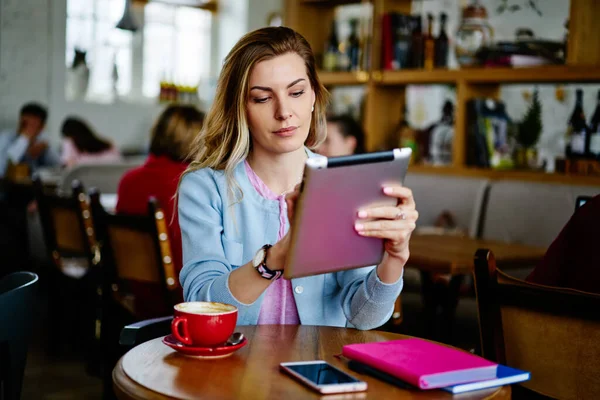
[0,0,52,130]
[0,0,280,151]
[246,0,281,33]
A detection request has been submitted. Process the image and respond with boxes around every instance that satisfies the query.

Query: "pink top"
[61,137,123,167]
[244,160,300,325]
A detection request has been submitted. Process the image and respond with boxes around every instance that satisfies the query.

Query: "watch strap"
[256,263,283,280]
[255,244,282,280]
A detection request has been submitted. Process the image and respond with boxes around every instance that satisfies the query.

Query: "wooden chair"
[89,190,180,399]
[32,177,101,360]
[473,249,600,400]
[0,271,39,400]
[33,177,100,277]
[89,190,180,320]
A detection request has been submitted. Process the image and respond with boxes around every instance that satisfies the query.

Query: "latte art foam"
[176,302,236,314]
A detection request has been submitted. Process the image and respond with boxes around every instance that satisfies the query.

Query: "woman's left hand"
[354,184,418,265]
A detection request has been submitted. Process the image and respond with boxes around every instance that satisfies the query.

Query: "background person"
[316,114,366,157]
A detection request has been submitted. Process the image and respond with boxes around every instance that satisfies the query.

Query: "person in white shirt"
[0,102,59,178]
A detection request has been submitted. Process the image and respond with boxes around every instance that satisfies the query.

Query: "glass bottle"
[455,0,493,67]
[566,89,589,159]
[323,21,339,72]
[423,13,435,70]
[435,12,449,68]
[409,15,424,69]
[588,89,600,159]
[346,19,361,71]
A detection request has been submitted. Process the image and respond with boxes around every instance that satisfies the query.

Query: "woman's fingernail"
[354,223,364,231]
[357,210,367,218]
[383,187,393,194]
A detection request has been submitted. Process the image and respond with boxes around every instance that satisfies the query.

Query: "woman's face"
[317,122,357,157]
[246,52,315,156]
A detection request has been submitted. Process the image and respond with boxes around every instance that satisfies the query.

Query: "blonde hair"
[182,26,329,203]
[150,105,205,162]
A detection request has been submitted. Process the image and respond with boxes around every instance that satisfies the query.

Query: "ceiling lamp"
[116,0,139,32]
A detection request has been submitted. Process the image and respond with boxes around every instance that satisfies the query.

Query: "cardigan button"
[294,286,304,294]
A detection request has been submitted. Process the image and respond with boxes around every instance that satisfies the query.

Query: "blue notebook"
[348,360,529,394]
[443,365,530,394]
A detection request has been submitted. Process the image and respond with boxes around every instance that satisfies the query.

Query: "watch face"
[253,248,266,267]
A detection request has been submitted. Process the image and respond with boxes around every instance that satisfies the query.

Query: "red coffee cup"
[171,301,238,347]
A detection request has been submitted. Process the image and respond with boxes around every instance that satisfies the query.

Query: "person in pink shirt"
[60,117,122,167]
[178,27,418,329]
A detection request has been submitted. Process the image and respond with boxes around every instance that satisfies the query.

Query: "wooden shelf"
[300,0,363,5]
[288,0,600,187]
[409,165,600,186]
[378,69,461,85]
[134,0,217,11]
[377,66,600,86]
[318,71,369,86]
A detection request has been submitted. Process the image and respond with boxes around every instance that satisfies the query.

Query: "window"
[66,0,211,103]
[66,0,133,101]
[143,3,212,98]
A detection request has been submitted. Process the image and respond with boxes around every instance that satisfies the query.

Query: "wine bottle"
[566,89,589,159]
[347,19,361,71]
[589,89,600,159]
[409,15,424,69]
[435,12,449,68]
[323,21,339,72]
[423,13,435,70]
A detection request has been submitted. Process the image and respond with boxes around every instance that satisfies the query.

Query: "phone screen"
[284,362,361,385]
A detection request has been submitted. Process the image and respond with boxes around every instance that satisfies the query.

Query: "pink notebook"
[342,338,498,389]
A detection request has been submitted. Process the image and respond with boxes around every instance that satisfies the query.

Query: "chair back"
[33,177,99,277]
[0,271,39,400]
[473,249,600,400]
[60,161,141,194]
[4,161,30,183]
[89,190,180,319]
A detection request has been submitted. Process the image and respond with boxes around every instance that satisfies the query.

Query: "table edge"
[113,357,179,400]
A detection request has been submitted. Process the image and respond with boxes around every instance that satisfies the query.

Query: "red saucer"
[162,334,248,359]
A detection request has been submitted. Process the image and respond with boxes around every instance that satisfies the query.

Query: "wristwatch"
[252,244,282,280]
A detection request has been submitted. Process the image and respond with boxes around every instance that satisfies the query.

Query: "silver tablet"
[284,148,412,279]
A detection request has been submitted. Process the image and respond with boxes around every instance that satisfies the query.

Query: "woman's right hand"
[228,184,301,302]
[285,183,301,223]
[266,184,302,271]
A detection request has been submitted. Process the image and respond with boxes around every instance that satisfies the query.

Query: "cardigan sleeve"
[335,266,403,330]
[178,169,261,318]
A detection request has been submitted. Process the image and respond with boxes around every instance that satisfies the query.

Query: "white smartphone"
[280,360,368,394]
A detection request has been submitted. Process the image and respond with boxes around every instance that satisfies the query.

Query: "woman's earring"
[311,105,315,112]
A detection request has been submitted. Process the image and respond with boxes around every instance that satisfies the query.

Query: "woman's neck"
[247,146,307,196]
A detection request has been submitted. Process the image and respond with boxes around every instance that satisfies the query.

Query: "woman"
[60,117,122,167]
[178,27,418,329]
[317,114,366,157]
[116,105,204,280]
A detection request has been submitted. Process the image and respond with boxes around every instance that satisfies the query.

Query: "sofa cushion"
[481,180,600,248]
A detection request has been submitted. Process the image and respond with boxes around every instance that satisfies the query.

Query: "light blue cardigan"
[178,151,404,330]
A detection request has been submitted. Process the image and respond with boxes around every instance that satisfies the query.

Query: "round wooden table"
[113,325,511,400]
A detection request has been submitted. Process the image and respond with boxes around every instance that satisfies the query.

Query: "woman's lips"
[273,126,297,137]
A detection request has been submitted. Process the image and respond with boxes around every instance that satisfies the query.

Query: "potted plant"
[515,89,542,168]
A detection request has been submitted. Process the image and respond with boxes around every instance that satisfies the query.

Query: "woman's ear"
[345,136,357,153]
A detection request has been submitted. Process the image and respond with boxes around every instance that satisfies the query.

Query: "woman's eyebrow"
[250,78,306,92]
